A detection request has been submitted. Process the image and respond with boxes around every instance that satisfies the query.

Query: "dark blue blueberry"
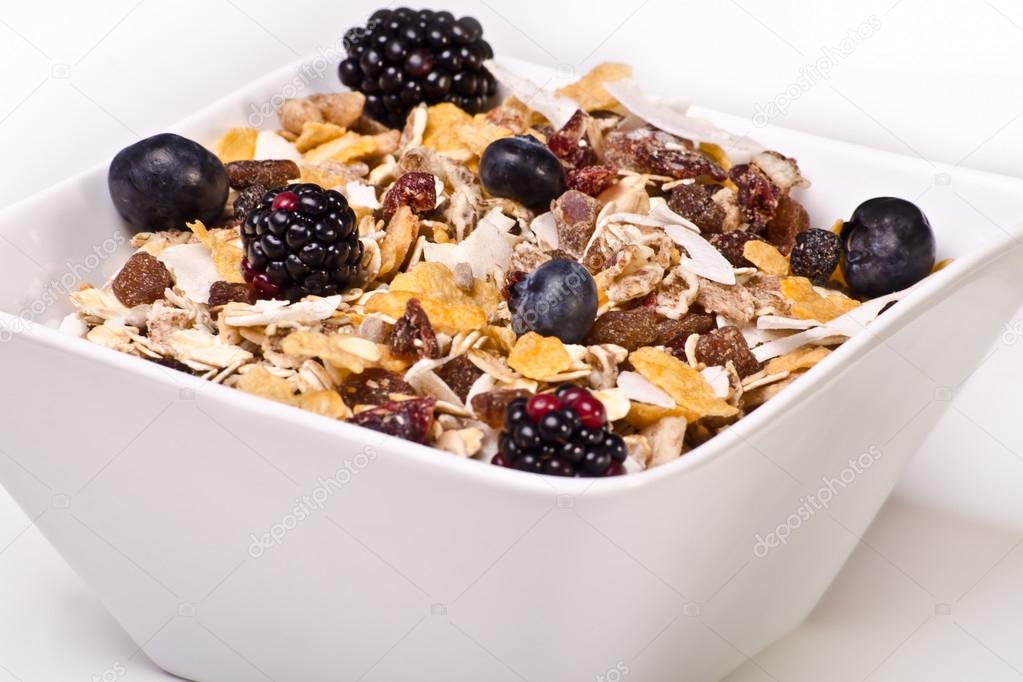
[509,259,597,343]
[479,136,566,210]
[107,133,227,233]
[840,197,935,297]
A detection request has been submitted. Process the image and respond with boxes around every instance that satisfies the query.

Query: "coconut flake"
[603,78,763,154]
[592,388,631,422]
[700,366,730,398]
[529,211,559,249]
[485,60,578,129]
[752,326,848,362]
[757,315,821,330]
[422,210,514,278]
[222,295,342,327]
[617,370,675,408]
[254,130,300,162]
[663,225,736,285]
[58,312,88,337]
[158,243,220,303]
[341,180,379,209]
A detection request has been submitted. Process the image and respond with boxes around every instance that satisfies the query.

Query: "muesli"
[67,9,940,477]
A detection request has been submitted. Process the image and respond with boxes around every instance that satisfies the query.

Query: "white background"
[3,1,1023,680]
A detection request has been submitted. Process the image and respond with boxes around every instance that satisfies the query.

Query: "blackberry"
[240,183,362,301]
[337,8,498,128]
[492,386,627,477]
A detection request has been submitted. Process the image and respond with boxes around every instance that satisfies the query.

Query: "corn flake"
[294,121,345,153]
[629,347,739,421]
[364,291,486,334]
[624,402,687,430]
[389,261,500,314]
[282,330,384,374]
[423,102,472,153]
[764,346,831,375]
[186,220,245,283]
[302,132,381,164]
[215,127,258,162]
[297,390,350,419]
[378,206,419,278]
[237,365,294,403]
[743,240,790,276]
[781,276,859,322]
[556,62,632,111]
[507,332,572,380]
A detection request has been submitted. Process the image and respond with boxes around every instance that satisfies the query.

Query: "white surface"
[1,1,1022,680]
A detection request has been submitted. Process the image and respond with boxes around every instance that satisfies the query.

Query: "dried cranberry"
[435,354,483,401]
[348,397,436,443]
[695,326,761,377]
[604,127,725,180]
[566,164,618,197]
[708,231,765,267]
[765,195,809,254]
[340,368,417,406]
[381,171,436,222]
[389,298,440,359]
[546,109,593,168]
[728,163,779,230]
[551,189,597,258]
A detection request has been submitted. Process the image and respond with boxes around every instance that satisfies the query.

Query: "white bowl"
[2,56,1023,682]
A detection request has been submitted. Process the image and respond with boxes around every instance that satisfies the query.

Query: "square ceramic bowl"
[2,55,1023,682]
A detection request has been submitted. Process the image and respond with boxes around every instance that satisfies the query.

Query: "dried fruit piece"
[551,189,598,258]
[225,159,300,190]
[656,312,717,351]
[112,252,173,307]
[471,389,532,428]
[695,279,755,323]
[765,194,810,254]
[708,230,764,268]
[728,163,780,230]
[340,368,416,407]
[555,62,633,111]
[566,165,618,197]
[278,99,323,135]
[546,109,594,168]
[667,183,726,233]
[604,127,726,180]
[348,398,436,443]
[381,172,437,222]
[789,228,842,285]
[378,206,420,279]
[630,347,739,421]
[233,184,267,221]
[390,298,441,359]
[208,281,256,307]
[584,307,659,350]
[309,92,365,128]
[436,355,484,401]
[742,240,790,276]
[507,332,572,380]
[695,326,761,377]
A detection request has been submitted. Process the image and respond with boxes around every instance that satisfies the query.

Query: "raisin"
[436,355,484,401]
[208,280,256,307]
[348,398,436,443]
[471,389,532,428]
[566,164,618,197]
[233,184,267,221]
[225,160,300,190]
[146,356,196,374]
[112,252,173,307]
[389,298,440,359]
[546,109,594,168]
[765,195,810,254]
[695,326,760,377]
[708,231,764,267]
[340,368,417,407]
[381,171,436,222]
[789,228,841,284]
[657,312,717,353]
[552,189,598,258]
[604,127,725,180]
[584,307,659,350]
[728,163,780,230]
[667,183,726,233]
[502,270,528,301]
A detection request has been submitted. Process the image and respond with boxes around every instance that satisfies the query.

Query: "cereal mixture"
[66,9,940,477]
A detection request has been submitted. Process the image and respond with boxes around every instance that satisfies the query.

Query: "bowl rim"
[3,54,1023,498]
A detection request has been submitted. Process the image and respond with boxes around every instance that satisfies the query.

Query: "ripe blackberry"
[337,8,498,128]
[240,183,362,301]
[493,386,627,477]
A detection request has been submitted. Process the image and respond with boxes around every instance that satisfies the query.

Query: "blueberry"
[108,133,228,233]
[509,259,597,343]
[840,197,936,297]
[480,136,566,211]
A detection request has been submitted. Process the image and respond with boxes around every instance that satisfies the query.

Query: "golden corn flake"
[297,390,349,419]
[629,347,739,421]
[302,131,380,164]
[237,365,294,404]
[507,332,572,380]
[214,127,258,162]
[378,206,419,278]
[781,276,859,322]
[364,291,486,334]
[829,218,844,234]
[389,261,501,314]
[294,121,345,153]
[423,102,472,153]
[932,258,953,273]
[764,346,831,375]
[624,402,687,430]
[743,240,789,276]
[459,114,513,156]
[186,221,245,283]
[699,142,731,171]
[482,324,517,354]
[556,62,632,111]
[282,330,383,374]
